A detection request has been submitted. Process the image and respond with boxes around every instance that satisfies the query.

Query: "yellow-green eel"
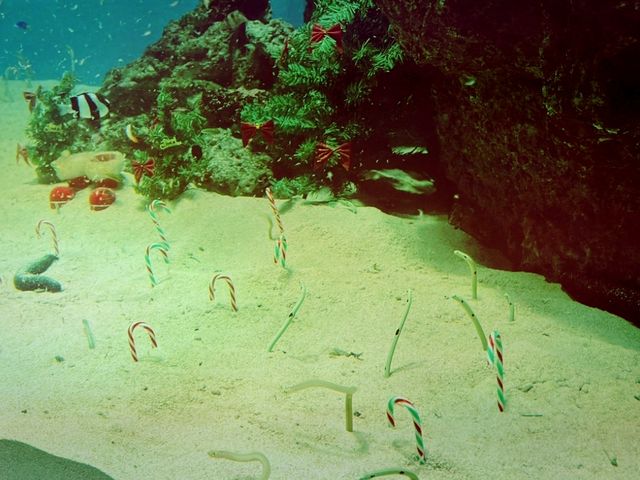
[14,254,62,292]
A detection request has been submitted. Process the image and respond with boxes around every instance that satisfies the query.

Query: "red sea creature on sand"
[315,142,352,171]
[89,187,116,211]
[49,186,75,209]
[310,23,343,54]
[131,158,155,184]
[240,120,275,147]
[15,143,30,165]
[94,178,120,189]
[68,176,91,190]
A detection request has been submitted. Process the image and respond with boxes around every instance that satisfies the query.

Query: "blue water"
[0,0,304,83]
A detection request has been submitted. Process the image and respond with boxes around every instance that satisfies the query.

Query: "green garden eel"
[208,450,270,479]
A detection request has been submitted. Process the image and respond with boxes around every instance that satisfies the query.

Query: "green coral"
[25,72,94,183]
[270,175,318,198]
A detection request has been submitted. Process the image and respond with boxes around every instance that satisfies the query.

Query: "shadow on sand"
[0,439,114,480]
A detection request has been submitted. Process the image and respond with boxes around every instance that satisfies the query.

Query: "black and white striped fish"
[61,92,110,126]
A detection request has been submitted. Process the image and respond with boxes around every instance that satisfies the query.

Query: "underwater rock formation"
[92,0,291,198]
[377,0,640,323]
[100,1,289,118]
[191,128,272,196]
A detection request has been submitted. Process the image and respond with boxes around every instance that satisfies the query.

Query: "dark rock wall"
[376,0,640,322]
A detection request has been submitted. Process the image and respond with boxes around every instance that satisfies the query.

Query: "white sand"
[1,80,639,479]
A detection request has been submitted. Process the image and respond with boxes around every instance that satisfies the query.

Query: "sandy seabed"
[1,81,639,480]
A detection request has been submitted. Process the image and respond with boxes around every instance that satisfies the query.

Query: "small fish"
[15,20,29,30]
[60,92,110,127]
[279,38,289,65]
[23,91,36,112]
[15,143,30,166]
[125,124,139,143]
[142,30,151,37]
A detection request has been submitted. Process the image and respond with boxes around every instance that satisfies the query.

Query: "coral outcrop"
[92,1,291,198]
[376,0,640,322]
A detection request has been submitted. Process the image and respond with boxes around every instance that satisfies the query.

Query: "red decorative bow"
[315,142,352,171]
[310,23,343,54]
[241,120,275,147]
[131,158,155,183]
[16,143,30,166]
[23,91,36,112]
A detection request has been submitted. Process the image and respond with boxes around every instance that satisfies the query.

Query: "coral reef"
[94,1,291,198]
[26,0,443,205]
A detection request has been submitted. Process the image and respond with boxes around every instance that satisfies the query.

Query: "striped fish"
[64,92,110,126]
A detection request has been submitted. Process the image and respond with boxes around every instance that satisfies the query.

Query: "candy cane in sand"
[265,187,284,236]
[127,321,157,362]
[147,199,171,246]
[273,234,287,268]
[145,242,169,287]
[386,396,426,464]
[209,273,238,311]
[36,220,59,256]
[487,330,506,412]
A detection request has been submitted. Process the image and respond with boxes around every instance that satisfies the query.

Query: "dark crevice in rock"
[377,0,640,325]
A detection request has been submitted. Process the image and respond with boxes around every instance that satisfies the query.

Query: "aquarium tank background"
[1,0,639,479]
[0,0,304,82]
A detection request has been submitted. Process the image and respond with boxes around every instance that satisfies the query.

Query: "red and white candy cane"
[209,273,238,312]
[36,219,59,256]
[127,321,157,362]
[386,396,427,464]
[265,187,285,236]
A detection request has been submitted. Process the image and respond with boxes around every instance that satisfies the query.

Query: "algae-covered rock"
[192,129,271,196]
[377,0,640,322]
[101,5,292,118]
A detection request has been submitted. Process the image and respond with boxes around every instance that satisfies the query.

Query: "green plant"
[241,0,404,194]
[25,72,93,183]
[269,175,318,198]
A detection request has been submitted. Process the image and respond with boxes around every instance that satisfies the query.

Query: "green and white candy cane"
[147,199,172,246]
[386,396,426,465]
[145,242,170,287]
[274,234,287,268]
[487,330,506,412]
